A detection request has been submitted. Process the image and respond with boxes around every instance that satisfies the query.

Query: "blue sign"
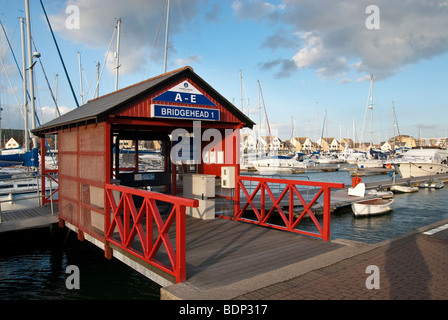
[152,80,216,106]
[153,91,216,106]
[151,104,220,121]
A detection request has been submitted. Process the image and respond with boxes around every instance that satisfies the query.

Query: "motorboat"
[393,148,448,178]
[419,178,444,189]
[251,155,311,174]
[366,188,394,199]
[357,159,386,169]
[390,184,419,193]
[351,198,394,217]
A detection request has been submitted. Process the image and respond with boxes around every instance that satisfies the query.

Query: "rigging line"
[39,0,79,107]
[83,64,95,99]
[144,1,166,79]
[31,38,60,117]
[258,83,271,138]
[175,0,192,58]
[0,20,24,81]
[360,75,373,146]
[0,54,24,114]
[93,25,116,99]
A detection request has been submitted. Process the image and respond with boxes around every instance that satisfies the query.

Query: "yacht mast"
[25,0,37,149]
[392,101,396,149]
[78,52,84,104]
[20,16,29,152]
[115,18,121,91]
[163,0,170,73]
[369,74,374,148]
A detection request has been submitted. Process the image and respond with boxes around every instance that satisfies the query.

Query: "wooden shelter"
[32,66,254,244]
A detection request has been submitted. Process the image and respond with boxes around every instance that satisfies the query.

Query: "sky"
[1,0,447,145]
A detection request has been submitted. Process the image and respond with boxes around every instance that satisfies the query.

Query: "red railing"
[41,170,59,206]
[105,184,198,283]
[234,176,344,241]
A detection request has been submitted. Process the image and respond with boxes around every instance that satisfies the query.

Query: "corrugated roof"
[32,66,254,135]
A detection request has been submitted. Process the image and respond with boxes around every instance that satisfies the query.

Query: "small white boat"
[351,198,395,217]
[390,184,419,193]
[419,178,444,189]
[366,189,394,199]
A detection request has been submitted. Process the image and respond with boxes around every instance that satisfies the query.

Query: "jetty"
[3,67,444,300]
[1,173,448,300]
[0,202,57,234]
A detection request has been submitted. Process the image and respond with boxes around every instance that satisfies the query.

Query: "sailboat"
[0,0,48,211]
[357,75,386,169]
[246,81,307,174]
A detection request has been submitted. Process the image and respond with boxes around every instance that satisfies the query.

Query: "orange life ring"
[352,176,362,187]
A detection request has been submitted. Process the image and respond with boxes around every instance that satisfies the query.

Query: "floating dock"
[159,217,375,300]
[0,204,58,234]
[2,173,448,300]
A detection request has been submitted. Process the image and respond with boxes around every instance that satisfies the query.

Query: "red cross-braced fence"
[105,184,198,283]
[234,176,344,241]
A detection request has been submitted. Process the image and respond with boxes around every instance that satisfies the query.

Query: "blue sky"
[1,0,447,144]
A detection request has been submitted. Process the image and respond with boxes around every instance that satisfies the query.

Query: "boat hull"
[394,162,448,178]
[390,185,419,193]
[419,181,444,189]
[251,156,309,174]
[351,198,394,217]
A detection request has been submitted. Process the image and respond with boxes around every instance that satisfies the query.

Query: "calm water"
[1,169,447,300]
[0,229,161,300]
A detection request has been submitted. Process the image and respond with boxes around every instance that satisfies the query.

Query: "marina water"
[1,169,448,300]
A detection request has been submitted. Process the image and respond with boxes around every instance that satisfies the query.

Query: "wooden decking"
[182,217,342,288]
[0,205,58,233]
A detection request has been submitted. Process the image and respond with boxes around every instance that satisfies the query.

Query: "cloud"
[49,0,203,76]
[231,0,278,21]
[236,0,448,81]
[175,55,201,67]
[38,105,73,124]
[258,59,297,78]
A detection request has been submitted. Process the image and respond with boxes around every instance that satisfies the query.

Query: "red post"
[234,176,241,217]
[322,186,331,241]
[40,137,47,205]
[176,204,186,283]
[289,184,294,229]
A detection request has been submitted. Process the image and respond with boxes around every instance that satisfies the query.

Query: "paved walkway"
[234,219,448,300]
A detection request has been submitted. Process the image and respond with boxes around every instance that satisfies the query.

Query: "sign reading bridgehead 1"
[151,104,220,121]
[152,80,217,107]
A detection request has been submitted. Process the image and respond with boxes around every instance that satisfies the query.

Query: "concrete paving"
[232,218,448,300]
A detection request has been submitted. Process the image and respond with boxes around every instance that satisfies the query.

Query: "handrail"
[234,176,344,241]
[104,183,198,283]
[0,173,57,223]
